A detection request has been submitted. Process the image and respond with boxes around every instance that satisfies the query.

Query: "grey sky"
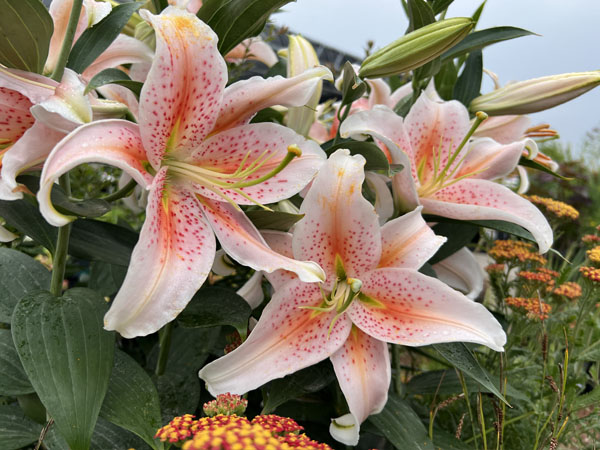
[272,0,600,151]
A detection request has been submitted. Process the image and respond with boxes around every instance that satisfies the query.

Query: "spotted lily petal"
[0,87,35,144]
[350,268,506,351]
[104,168,216,337]
[0,67,56,104]
[226,38,278,68]
[432,247,484,299]
[199,280,352,395]
[422,178,553,253]
[82,34,154,80]
[262,230,296,291]
[330,328,390,446]
[365,172,394,225]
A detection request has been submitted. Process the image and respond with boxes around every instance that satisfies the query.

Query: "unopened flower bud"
[470,71,600,115]
[202,393,248,417]
[359,18,474,79]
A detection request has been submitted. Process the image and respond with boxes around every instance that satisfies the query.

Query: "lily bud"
[470,71,600,115]
[359,17,474,79]
[285,35,322,136]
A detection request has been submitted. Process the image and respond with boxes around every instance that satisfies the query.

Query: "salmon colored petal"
[97,84,140,121]
[293,150,382,283]
[432,247,484,300]
[474,115,531,144]
[199,197,325,283]
[379,206,445,270]
[330,328,390,446]
[212,67,333,134]
[261,230,297,290]
[350,268,506,351]
[457,138,525,181]
[366,78,393,109]
[422,178,553,253]
[104,168,216,338]
[138,7,227,168]
[0,67,56,104]
[226,38,278,68]
[199,280,352,395]
[188,122,325,205]
[0,122,64,200]
[37,120,153,226]
[82,35,154,80]
[404,89,471,181]
[0,87,35,143]
[365,172,394,225]
[388,82,412,108]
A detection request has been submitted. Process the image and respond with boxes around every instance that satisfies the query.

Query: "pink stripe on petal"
[139,7,226,168]
[37,120,152,226]
[379,206,445,270]
[189,122,325,205]
[350,268,506,351]
[0,88,35,143]
[104,170,216,338]
[199,197,325,283]
[422,178,553,253]
[330,328,390,445]
[199,280,352,395]
[293,150,381,283]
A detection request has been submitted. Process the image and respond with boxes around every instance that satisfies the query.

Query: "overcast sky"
[272,0,600,152]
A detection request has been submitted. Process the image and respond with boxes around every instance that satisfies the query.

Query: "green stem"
[50,0,84,82]
[477,392,487,450]
[101,178,138,202]
[458,370,479,450]
[49,175,72,297]
[464,412,535,444]
[155,321,174,376]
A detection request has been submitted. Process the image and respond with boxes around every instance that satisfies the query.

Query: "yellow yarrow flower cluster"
[522,195,579,220]
[587,246,600,265]
[489,240,547,265]
[580,266,600,283]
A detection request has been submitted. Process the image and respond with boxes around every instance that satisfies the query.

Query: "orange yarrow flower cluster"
[505,296,552,320]
[485,263,505,274]
[522,195,579,221]
[251,415,304,434]
[587,246,600,265]
[551,281,582,300]
[580,266,600,283]
[489,240,547,265]
[582,234,600,245]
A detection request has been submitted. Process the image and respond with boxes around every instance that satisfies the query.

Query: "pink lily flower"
[340,86,553,253]
[199,149,506,445]
[37,6,331,338]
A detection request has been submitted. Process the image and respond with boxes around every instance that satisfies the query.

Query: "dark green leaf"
[442,26,536,62]
[429,219,478,264]
[70,219,138,266]
[177,286,251,334]
[17,393,46,424]
[197,0,293,55]
[325,140,391,173]
[430,0,454,15]
[518,156,571,180]
[0,405,43,450]
[0,197,57,252]
[575,339,600,362]
[249,107,285,125]
[246,210,304,231]
[0,329,33,395]
[263,361,336,413]
[89,261,127,297]
[100,350,163,449]
[406,0,435,32]
[368,392,434,450]
[0,247,51,323]
[151,0,169,14]
[11,288,115,450]
[407,369,480,396]
[423,214,535,242]
[432,428,471,450]
[434,60,458,100]
[433,343,508,404]
[339,61,367,108]
[0,0,53,73]
[85,68,143,97]
[573,386,600,410]
[471,1,486,25]
[68,2,142,73]
[453,50,482,106]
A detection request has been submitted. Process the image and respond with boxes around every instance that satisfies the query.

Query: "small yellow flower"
[522,195,579,221]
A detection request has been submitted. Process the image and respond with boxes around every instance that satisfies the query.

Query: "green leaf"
[575,339,600,362]
[338,61,367,109]
[368,392,434,450]
[423,214,535,242]
[0,197,57,253]
[429,221,478,264]
[151,0,169,14]
[518,156,571,180]
[85,68,143,97]
[0,329,34,395]
[100,350,163,449]
[0,247,51,323]
[11,288,115,450]
[249,107,284,125]
[406,0,435,32]
[245,210,304,231]
[434,60,458,100]
[573,386,600,410]
[325,140,391,173]
[442,26,536,62]
[70,219,138,266]
[0,0,53,73]
[67,2,142,73]
[177,286,251,335]
[0,405,43,450]
[197,0,293,55]
[430,0,454,15]
[453,50,482,106]
[433,343,508,405]
[407,369,481,396]
[263,361,336,413]
[432,428,471,450]
[89,261,127,297]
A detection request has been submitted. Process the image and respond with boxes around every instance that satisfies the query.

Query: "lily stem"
[101,178,138,202]
[50,0,83,82]
[49,175,72,297]
[155,321,174,376]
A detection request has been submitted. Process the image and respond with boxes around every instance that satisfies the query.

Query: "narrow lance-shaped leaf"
[85,68,143,97]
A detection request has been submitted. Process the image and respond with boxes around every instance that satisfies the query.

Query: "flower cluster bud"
[359,18,474,78]
[203,393,248,417]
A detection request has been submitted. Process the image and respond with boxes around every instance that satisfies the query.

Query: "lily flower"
[199,149,506,445]
[340,85,553,253]
[37,6,331,338]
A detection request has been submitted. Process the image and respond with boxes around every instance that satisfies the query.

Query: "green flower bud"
[470,71,600,115]
[359,17,474,79]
